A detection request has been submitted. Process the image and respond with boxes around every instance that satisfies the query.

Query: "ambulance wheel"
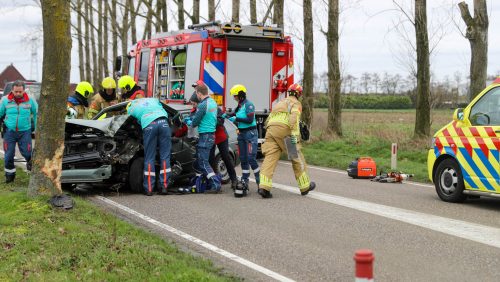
[434,158,466,203]
[215,155,230,184]
[128,157,144,193]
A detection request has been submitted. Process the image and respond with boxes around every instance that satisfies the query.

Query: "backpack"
[299,120,310,141]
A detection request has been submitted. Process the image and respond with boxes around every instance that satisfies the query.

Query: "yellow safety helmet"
[118,75,136,91]
[102,77,116,89]
[75,81,94,98]
[230,84,247,96]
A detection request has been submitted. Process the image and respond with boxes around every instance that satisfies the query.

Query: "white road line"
[254,180,500,249]
[95,196,295,282]
[278,161,434,188]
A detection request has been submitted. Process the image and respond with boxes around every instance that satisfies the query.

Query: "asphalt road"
[91,161,500,281]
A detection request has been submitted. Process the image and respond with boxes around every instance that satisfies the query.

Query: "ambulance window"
[128,57,135,77]
[138,49,150,81]
[470,87,500,126]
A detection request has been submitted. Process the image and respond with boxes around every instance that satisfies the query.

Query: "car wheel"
[128,157,144,193]
[434,158,467,203]
[215,155,231,184]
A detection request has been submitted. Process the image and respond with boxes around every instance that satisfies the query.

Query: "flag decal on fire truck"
[203,61,225,95]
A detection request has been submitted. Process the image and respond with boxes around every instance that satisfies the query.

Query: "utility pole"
[30,37,39,81]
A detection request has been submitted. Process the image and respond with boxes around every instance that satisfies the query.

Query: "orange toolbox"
[347,157,377,179]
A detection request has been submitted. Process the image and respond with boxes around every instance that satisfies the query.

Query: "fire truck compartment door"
[225,51,272,113]
[184,42,202,91]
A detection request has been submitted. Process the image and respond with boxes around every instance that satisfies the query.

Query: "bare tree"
[208,0,215,21]
[250,0,257,24]
[326,0,342,136]
[414,0,431,137]
[76,0,85,80]
[29,0,72,197]
[232,0,240,22]
[372,72,380,93]
[103,0,109,76]
[84,0,91,82]
[273,0,284,27]
[302,0,314,128]
[193,0,200,24]
[142,0,154,40]
[89,0,99,85]
[177,0,185,29]
[458,0,488,100]
[128,0,139,43]
[160,0,168,32]
[121,0,130,74]
[360,72,371,94]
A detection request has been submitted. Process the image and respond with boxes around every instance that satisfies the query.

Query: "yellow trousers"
[260,124,311,193]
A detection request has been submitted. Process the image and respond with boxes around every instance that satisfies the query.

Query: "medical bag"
[347,157,377,179]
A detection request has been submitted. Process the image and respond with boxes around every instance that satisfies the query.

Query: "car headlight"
[430,137,436,149]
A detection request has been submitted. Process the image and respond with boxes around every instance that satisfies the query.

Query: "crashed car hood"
[65,115,130,137]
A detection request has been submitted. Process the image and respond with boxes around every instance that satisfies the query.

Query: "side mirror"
[453,108,464,121]
[114,56,122,72]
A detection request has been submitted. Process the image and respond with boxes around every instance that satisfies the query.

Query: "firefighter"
[126,98,171,196]
[67,81,93,119]
[87,77,119,119]
[118,75,145,101]
[258,83,315,198]
[0,80,38,183]
[225,84,260,194]
[185,84,221,192]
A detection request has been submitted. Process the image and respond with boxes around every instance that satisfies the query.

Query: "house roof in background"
[0,64,26,90]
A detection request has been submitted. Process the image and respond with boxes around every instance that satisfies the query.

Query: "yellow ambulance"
[428,78,500,202]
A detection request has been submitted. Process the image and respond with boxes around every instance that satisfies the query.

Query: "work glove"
[228,116,236,123]
[31,131,36,139]
[66,107,78,119]
[290,135,298,144]
[184,117,193,126]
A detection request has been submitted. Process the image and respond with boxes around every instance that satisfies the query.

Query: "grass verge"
[0,168,238,281]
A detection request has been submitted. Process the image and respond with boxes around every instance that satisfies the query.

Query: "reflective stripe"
[147,164,152,193]
[207,172,216,178]
[241,170,250,173]
[144,171,156,176]
[159,168,171,174]
[260,174,272,188]
[253,167,260,173]
[297,172,310,189]
[4,168,16,173]
[268,112,290,125]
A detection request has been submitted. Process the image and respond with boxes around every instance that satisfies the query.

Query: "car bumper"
[61,165,113,183]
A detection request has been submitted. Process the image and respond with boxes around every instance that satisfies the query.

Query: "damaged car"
[61,101,240,192]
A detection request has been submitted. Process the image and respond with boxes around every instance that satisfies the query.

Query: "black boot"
[301,182,316,196]
[258,188,273,198]
[26,160,32,171]
[5,174,15,183]
[231,179,238,190]
[160,187,168,195]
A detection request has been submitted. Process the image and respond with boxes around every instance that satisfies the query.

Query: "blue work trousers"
[3,129,32,176]
[143,118,171,194]
[238,128,260,184]
[195,133,221,190]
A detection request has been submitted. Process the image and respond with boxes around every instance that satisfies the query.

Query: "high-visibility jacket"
[191,96,217,134]
[0,92,38,131]
[266,96,301,136]
[87,90,118,119]
[127,98,168,129]
[67,93,88,119]
[234,99,256,129]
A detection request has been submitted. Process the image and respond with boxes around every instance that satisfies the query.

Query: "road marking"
[278,161,434,188]
[95,196,295,282]
[254,179,500,249]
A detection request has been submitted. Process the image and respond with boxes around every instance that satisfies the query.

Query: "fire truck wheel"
[128,157,144,193]
[215,155,230,184]
[434,158,466,203]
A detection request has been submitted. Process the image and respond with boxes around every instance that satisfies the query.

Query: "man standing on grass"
[0,80,38,183]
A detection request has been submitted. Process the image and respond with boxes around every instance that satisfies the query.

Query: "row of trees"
[31,0,490,196]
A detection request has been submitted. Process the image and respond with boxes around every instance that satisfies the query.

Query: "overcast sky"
[0,0,498,84]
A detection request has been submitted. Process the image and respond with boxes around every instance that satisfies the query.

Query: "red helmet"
[288,83,303,97]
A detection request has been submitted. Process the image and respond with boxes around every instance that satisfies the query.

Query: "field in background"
[301,109,454,183]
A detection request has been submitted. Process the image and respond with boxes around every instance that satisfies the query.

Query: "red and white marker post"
[354,249,374,282]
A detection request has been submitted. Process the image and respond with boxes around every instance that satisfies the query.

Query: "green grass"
[0,169,238,281]
[301,109,454,182]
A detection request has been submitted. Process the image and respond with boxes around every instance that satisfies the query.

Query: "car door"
[463,86,500,193]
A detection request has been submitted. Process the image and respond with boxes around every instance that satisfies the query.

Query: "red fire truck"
[120,21,294,141]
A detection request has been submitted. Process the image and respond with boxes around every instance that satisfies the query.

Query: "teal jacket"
[0,92,38,132]
[127,98,168,129]
[192,96,217,133]
[235,99,256,129]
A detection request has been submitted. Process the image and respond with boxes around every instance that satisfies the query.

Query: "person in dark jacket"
[0,80,38,183]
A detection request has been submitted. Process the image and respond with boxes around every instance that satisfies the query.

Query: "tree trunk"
[143,0,153,40]
[103,0,109,77]
[121,0,129,74]
[111,0,118,75]
[232,0,240,22]
[302,0,314,128]
[161,0,168,31]
[155,0,162,32]
[76,0,84,80]
[192,0,200,25]
[250,0,257,24]
[273,0,284,28]
[84,0,91,82]
[89,0,98,86]
[129,0,137,44]
[97,0,103,83]
[326,0,342,136]
[28,0,72,197]
[413,0,431,138]
[177,0,184,29]
[458,0,488,100]
[208,0,215,21]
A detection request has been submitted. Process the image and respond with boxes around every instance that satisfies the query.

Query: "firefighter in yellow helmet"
[258,83,315,198]
[87,77,119,119]
[67,81,94,119]
[118,75,145,101]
